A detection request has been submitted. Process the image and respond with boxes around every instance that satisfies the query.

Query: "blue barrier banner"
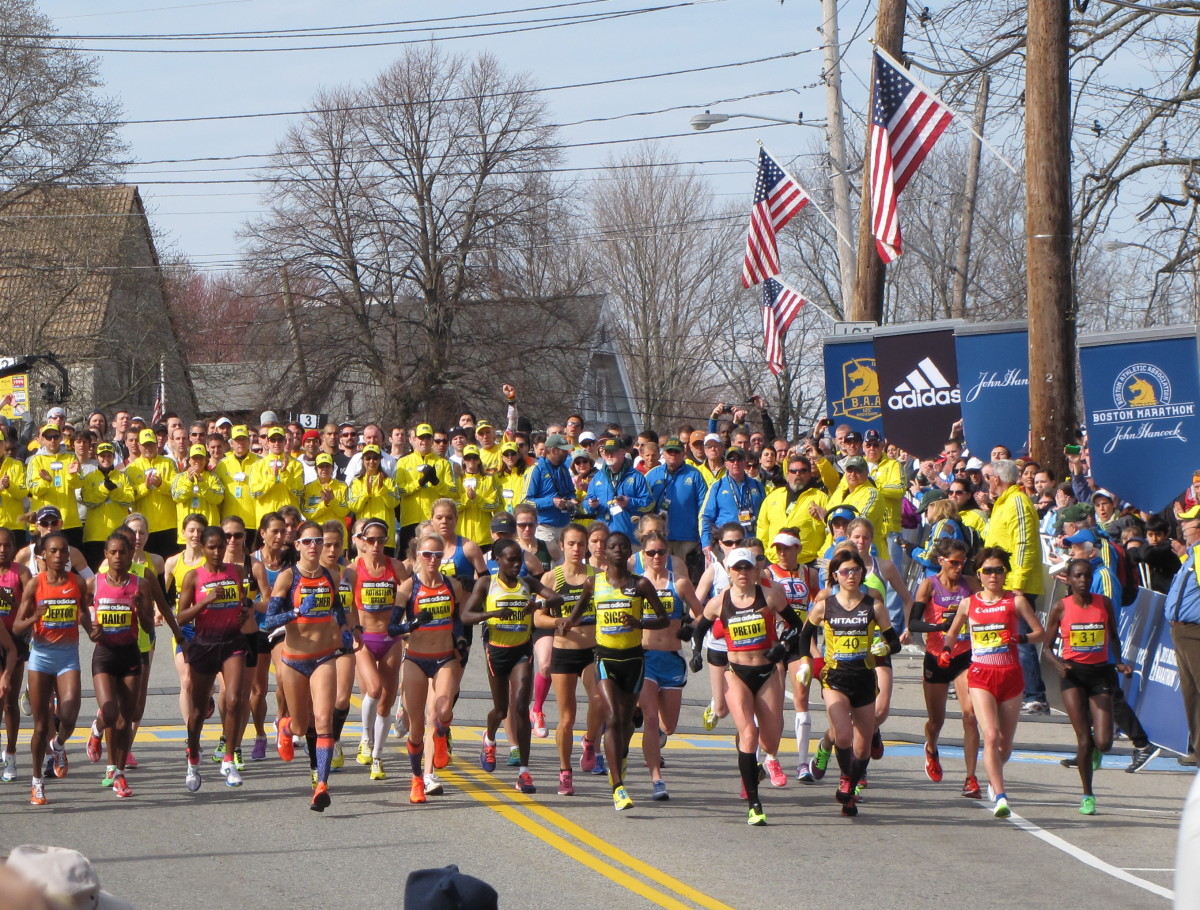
[822,336,884,436]
[954,326,1029,457]
[1119,588,1188,755]
[1080,329,1200,511]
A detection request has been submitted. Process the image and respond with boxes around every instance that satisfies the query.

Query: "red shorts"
[967,663,1023,703]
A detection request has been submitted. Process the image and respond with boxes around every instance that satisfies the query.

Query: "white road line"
[1122,868,1175,873]
[978,803,1174,900]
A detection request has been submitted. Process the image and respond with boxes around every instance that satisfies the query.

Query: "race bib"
[828,631,868,660]
[598,607,631,636]
[1069,622,1106,654]
[970,622,1008,655]
[727,614,766,647]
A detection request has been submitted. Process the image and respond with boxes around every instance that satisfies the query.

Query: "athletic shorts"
[91,640,143,678]
[186,636,246,676]
[550,646,594,677]
[361,632,400,663]
[595,645,644,696]
[967,662,1024,703]
[1060,660,1119,698]
[27,642,80,677]
[1,632,30,664]
[728,661,775,696]
[531,626,554,644]
[643,649,688,689]
[485,641,532,679]
[706,647,729,668]
[280,647,338,678]
[174,623,196,656]
[923,649,972,686]
[820,665,877,709]
[406,651,455,679]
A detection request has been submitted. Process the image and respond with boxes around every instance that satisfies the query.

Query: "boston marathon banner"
[954,322,1029,457]
[821,334,884,436]
[872,320,963,455]
[1079,326,1200,511]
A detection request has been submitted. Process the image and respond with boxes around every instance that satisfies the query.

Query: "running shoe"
[432,725,450,770]
[507,746,521,767]
[747,803,767,826]
[1126,745,1161,773]
[112,773,133,799]
[30,780,46,806]
[841,795,858,817]
[234,749,245,771]
[1079,794,1096,816]
[871,729,884,760]
[409,774,426,804]
[86,733,101,763]
[331,744,344,771]
[797,762,815,784]
[43,755,55,778]
[558,770,575,796]
[226,766,243,787]
[52,747,68,779]
[212,736,226,763]
[516,771,536,794]
[836,775,852,805]
[251,736,268,762]
[993,796,1011,819]
[1,753,15,783]
[1020,700,1050,716]
[102,766,116,787]
[1060,756,1078,768]
[356,739,372,766]
[276,719,294,762]
[19,687,30,717]
[701,700,718,731]
[423,773,445,796]
[764,757,787,788]
[652,780,669,801]
[854,776,867,799]
[125,753,138,769]
[925,747,944,783]
[580,737,597,772]
[612,785,634,811]
[531,708,548,739]
[812,745,830,781]
[311,781,331,812]
[592,752,607,775]
[962,775,982,799]
[479,740,497,772]
[370,758,386,781]
[1092,749,1103,771]
[185,763,202,792]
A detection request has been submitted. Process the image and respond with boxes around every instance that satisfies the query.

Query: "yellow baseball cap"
[462,445,481,458]
[415,423,433,438]
[189,444,208,459]
[96,442,115,454]
[316,453,334,467]
[363,444,382,456]
[139,429,157,445]
[230,425,250,440]
[266,426,286,440]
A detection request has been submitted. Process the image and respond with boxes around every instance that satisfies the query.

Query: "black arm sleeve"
[797,620,818,657]
[907,601,945,634]
[691,616,714,652]
[779,605,803,630]
[883,626,901,654]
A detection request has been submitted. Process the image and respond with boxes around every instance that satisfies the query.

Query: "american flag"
[761,277,807,375]
[869,50,954,263]
[741,147,809,288]
[150,355,164,425]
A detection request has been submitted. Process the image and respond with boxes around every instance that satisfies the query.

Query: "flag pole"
[760,142,854,249]
[869,41,1019,176]
[778,278,839,324]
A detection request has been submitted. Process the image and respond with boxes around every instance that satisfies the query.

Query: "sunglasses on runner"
[516,522,535,528]
[940,558,964,566]
[720,538,744,547]
[836,567,863,577]
[643,549,667,558]
[359,536,387,545]
[297,537,324,546]
[224,531,246,540]
[417,550,444,560]
[979,566,1007,575]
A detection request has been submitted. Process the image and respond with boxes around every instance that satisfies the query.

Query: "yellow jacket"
[303,478,350,525]
[395,452,456,527]
[983,483,1044,595]
[80,468,135,543]
[26,451,83,529]
[456,472,500,546]
[698,462,725,487]
[215,452,261,527]
[347,474,401,548]
[756,485,829,565]
[823,479,885,550]
[814,456,841,497]
[495,468,530,513]
[125,455,178,533]
[0,455,29,531]
[866,455,905,536]
[478,444,504,474]
[248,455,304,523]
[170,470,225,541]
[960,508,988,537]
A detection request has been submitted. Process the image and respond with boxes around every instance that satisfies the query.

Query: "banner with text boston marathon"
[872,321,963,456]
[953,322,1030,460]
[1079,325,1200,510]
[822,334,885,436]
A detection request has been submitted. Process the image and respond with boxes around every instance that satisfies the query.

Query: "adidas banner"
[1079,326,1200,511]
[873,321,963,455]
[953,322,1030,457]
[821,335,884,436]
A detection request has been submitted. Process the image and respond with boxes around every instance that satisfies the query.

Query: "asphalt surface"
[2,640,1192,909]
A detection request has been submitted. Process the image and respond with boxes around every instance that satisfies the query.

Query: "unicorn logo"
[832,357,882,421]
[1125,375,1158,407]
[1113,363,1171,410]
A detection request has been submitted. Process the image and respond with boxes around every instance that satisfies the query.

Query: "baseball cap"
[827,504,858,525]
[490,513,516,534]
[601,437,625,452]
[35,505,62,523]
[476,419,493,431]
[362,444,382,456]
[965,457,984,470]
[315,453,334,467]
[1090,488,1117,503]
[1064,528,1101,546]
[500,441,518,455]
[773,532,801,549]
[863,429,884,445]
[40,423,61,437]
[415,423,433,438]
[918,488,949,512]
[703,432,722,446]
[724,547,757,570]
[47,407,66,420]
[579,431,597,443]
[462,445,481,458]
[215,417,233,428]
[259,410,280,426]
[404,865,498,910]
[662,437,684,452]
[842,455,869,472]
[1058,503,1091,523]
[301,429,320,442]
[572,449,594,463]
[843,431,863,444]
[138,428,156,445]
[230,425,250,440]
[96,442,115,455]
[6,844,135,910]
[266,426,286,440]
[544,433,571,452]
[1180,504,1200,520]
[188,444,208,459]
[725,446,746,460]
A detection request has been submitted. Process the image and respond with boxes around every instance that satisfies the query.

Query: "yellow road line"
[442,768,702,910]
[454,765,736,910]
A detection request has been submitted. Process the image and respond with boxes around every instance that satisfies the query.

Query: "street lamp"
[688,110,811,131]
[1102,240,1160,256]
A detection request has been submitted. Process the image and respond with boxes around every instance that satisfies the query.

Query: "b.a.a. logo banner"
[822,335,883,435]
[873,321,963,455]
[1079,327,1200,510]
[954,322,1029,458]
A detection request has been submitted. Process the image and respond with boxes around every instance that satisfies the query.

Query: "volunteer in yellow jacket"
[862,430,904,539]
[395,423,456,554]
[27,423,84,550]
[456,446,500,547]
[756,454,828,565]
[215,425,260,529]
[818,456,884,551]
[474,420,505,474]
[170,445,225,544]
[303,454,350,525]
[347,446,402,555]
[495,442,531,513]
[125,428,178,558]
[0,435,30,549]
[248,426,304,524]
[80,443,135,570]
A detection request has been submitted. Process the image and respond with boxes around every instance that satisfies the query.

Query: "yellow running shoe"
[356,740,372,766]
[612,786,634,811]
[370,758,386,781]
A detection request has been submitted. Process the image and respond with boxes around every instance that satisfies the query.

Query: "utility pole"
[850,0,907,323]
[950,72,989,319]
[1025,0,1074,478]
[819,0,856,313]
[279,265,312,404]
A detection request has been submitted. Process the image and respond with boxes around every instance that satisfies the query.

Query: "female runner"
[220,515,258,772]
[907,538,982,797]
[321,520,358,774]
[0,527,32,783]
[164,514,207,738]
[515,502,556,740]
[248,511,293,760]
[559,532,666,811]
[942,547,1046,818]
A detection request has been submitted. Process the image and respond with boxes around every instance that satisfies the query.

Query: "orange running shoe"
[277,718,295,762]
[925,747,944,783]
[112,773,133,798]
[432,726,450,770]
[30,781,47,806]
[310,781,331,812]
[410,774,427,804]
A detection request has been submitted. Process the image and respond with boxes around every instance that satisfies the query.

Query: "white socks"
[795,711,812,764]
[361,696,378,745]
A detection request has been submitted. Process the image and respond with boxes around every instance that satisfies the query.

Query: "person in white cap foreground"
[5,844,135,909]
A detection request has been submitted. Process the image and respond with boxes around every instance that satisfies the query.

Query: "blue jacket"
[699,473,766,548]
[583,464,651,538]
[1167,545,1200,624]
[645,462,706,543]
[524,456,576,528]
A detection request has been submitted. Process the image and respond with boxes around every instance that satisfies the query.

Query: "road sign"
[831,321,877,336]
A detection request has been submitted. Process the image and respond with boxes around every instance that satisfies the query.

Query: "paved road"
[2,642,1191,909]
